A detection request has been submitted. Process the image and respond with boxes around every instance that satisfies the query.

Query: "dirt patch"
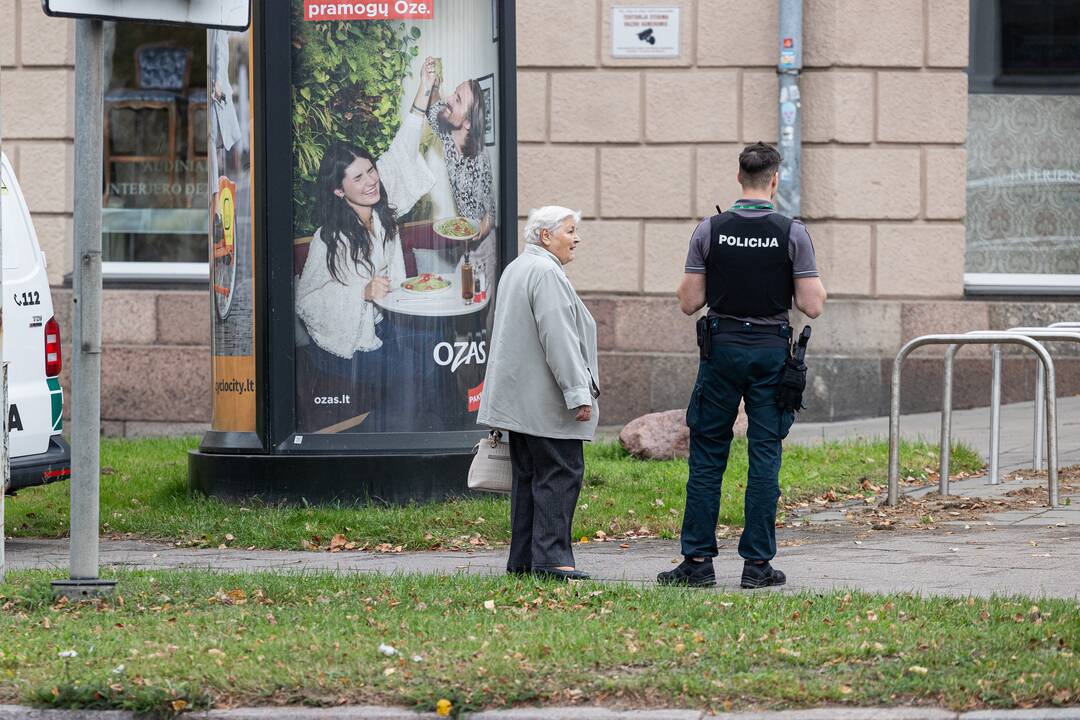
[783,465,1078,538]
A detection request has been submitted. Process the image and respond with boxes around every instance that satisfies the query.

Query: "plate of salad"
[433,216,479,241]
[400,273,452,295]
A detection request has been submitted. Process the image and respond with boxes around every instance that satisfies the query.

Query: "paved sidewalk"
[8,515,1078,598]
[2,703,1080,719]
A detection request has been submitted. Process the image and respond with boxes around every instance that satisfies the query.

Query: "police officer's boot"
[740,561,786,589]
[657,558,716,588]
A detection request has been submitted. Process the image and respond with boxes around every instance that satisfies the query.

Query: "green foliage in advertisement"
[291,9,421,236]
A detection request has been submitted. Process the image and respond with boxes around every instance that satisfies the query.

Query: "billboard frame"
[191,0,519,503]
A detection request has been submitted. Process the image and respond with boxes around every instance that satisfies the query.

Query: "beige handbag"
[468,429,512,495]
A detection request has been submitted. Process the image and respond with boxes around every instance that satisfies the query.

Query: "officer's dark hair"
[738,142,782,188]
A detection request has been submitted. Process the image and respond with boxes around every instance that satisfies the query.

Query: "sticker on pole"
[304,1,435,21]
[42,0,251,31]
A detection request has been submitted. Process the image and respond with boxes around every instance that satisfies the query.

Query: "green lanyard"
[729,203,774,211]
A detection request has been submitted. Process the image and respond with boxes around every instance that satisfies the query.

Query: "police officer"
[657,142,826,589]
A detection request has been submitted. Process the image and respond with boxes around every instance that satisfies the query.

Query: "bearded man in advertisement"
[425,75,497,288]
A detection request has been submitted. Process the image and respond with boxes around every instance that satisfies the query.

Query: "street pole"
[52,18,115,599]
[776,0,803,218]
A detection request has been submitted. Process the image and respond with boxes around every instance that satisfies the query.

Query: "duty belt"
[706,317,792,339]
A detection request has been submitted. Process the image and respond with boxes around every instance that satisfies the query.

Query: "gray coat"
[477,244,599,441]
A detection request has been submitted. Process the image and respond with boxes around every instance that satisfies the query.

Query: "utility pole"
[51,18,115,600]
[776,0,804,218]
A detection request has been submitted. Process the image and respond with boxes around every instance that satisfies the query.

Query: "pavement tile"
[0,708,135,720]
[207,708,440,719]
[960,711,1080,720]
[705,708,958,719]
[469,710,702,719]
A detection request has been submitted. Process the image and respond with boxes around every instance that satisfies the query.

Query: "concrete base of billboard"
[188,448,475,505]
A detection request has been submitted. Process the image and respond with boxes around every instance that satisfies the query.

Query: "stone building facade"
[2,0,1077,433]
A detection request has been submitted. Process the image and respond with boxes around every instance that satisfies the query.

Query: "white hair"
[523,206,581,246]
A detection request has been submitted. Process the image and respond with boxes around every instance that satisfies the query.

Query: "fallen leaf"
[907,665,929,675]
[329,534,348,552]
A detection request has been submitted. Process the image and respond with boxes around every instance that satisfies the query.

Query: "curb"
[1,706,1079,720]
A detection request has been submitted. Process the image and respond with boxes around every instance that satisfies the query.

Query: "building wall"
[3,0,1077,435]
[517,0,1078,424]
[1,0,76,288]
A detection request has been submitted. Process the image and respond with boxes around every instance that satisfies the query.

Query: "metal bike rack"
[888,334,1057,507]
[1034,323,1080,470]
[1007,328,1078,475]
[955,330,1080,495]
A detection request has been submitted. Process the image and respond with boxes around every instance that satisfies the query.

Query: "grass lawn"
[0,571,1075,716]
[4,437,983,552]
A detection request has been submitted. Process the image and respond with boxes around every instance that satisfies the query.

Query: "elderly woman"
[477,206,600,581]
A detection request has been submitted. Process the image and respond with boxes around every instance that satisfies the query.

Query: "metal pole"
[888,357,902,506]
[939,344,958,495]
[52,19,115,599]
[1033,362,1045,470]
[1045,368,1058,507]
[776,0,802,217]
[989,344,1002,485]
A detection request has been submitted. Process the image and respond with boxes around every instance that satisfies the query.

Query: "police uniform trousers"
[680,336,796,562]
[507,432,584,572]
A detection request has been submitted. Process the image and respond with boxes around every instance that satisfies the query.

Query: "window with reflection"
[966,0,1080,277]
[101,23,212,263]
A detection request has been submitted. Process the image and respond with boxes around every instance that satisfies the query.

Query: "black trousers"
[507,432,584,572]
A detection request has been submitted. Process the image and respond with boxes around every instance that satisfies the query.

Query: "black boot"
[740,561,786,589]
[657,558,716,587]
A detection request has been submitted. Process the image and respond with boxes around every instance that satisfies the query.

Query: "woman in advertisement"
[295,58,440,432]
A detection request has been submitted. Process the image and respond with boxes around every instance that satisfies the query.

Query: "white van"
[1,152,70,492]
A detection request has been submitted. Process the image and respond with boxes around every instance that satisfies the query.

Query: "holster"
[776,325,812,412]
[696,316,711,360]
[776,356,807,411]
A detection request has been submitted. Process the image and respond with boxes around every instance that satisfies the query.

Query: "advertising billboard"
[209,27,258,432]
[289,0,501,435]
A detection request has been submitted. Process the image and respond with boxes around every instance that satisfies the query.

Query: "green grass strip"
[0,571,1075,716]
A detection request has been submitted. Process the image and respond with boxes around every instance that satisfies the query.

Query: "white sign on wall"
[42,0,250,30]
[612,6,680,59]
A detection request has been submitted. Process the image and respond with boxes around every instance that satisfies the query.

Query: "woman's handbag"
[468,429,512,495]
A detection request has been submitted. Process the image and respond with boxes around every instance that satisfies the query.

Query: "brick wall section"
[52,289,212,435]
[517,0,1008,423]
[1,0,76,286]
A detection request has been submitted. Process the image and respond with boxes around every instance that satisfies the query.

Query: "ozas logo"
[433,341,487,372]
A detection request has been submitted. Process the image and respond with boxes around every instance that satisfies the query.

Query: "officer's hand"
[574,405,592,422]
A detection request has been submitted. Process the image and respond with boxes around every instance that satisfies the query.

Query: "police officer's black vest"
[706,211,794,317]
